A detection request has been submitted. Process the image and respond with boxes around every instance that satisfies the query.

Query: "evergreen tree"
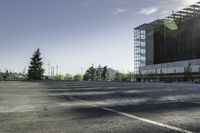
[83,65,98,81]
[90,66,98,80]
[83,69,90,81]
[27,48,44,80]
[101,66,109,81]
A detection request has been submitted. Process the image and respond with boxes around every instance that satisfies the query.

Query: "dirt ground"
[0,81,200,133]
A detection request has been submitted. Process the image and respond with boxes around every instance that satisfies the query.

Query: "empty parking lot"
[0,81,200,133]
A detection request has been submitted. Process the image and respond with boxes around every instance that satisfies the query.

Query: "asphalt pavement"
[0,81,200,133]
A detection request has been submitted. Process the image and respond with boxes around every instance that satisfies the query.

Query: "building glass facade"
[134,25,146,74]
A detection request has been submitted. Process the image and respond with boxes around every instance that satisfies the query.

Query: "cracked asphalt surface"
[0,81,200,133]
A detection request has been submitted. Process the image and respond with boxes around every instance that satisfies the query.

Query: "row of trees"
[83,65,109,81]
[27,48,134,81]
[54,73,83,81]
[0,70,9,81]
[114,72,134,81]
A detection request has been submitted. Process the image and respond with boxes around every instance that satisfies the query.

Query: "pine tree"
[27,48,44,80]
[83,65,98,81]
[101,66,109,81]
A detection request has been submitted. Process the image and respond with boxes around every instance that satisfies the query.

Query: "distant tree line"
[54,73,83,81]
[114,71,134,82]
[0,70,27,81]
[82,65,134,82]
[83,65,109,81]
[53,67,134,82]
[26,48,135,81]
[54,65,109,81]
[0,70,9,81]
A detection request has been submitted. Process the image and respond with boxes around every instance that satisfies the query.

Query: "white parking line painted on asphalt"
[101,107,194,133]
[69,97,194,133]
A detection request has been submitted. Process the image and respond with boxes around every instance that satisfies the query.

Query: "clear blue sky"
[0,0,198,75]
